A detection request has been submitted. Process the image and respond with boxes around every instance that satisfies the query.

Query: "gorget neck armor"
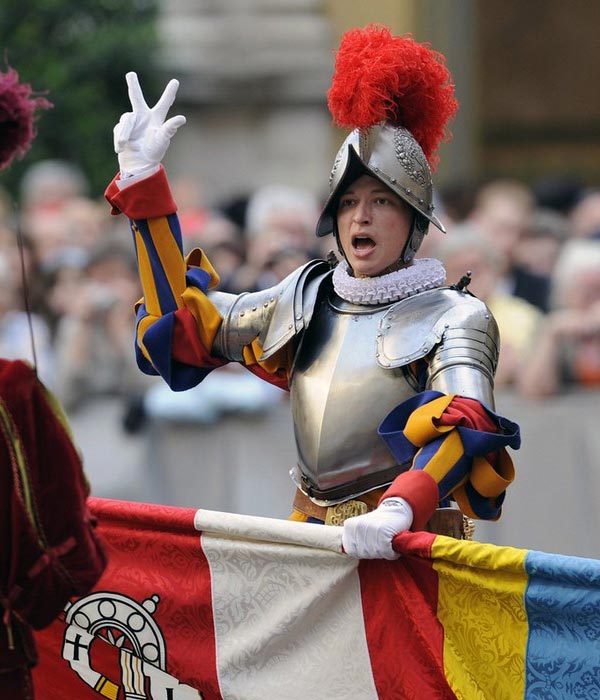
[332,257,446,306]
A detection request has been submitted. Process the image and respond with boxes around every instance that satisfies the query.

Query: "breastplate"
[289,291,418,504]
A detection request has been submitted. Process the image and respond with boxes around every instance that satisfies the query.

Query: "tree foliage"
[1,0,161,198]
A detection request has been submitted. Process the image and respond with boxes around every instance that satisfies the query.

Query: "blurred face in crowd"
[515,235,562,278]
[569,192,600,239]
[337,175,413,277]
[470,190,532,265]
[565,266,600,311]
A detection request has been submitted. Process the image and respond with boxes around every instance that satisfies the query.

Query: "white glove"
[113,72,186,179]
[342,497,414,560]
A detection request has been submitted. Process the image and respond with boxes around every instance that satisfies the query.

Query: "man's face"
[337,175,413,277]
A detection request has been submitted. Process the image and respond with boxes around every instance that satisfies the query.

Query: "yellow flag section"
[431,536,529,700]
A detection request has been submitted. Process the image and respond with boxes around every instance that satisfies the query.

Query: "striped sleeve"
[378,391,520,529]
[105,169,291,391]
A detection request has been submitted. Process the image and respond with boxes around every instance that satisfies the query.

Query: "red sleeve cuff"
[104,166,177,219]
[380,470,439,531]
[172,308,226,369]
[437,396,499,432]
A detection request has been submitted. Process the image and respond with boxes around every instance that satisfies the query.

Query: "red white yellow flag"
[33,497,600,700]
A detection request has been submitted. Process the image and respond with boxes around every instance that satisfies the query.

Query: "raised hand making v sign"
[113,72,186,180]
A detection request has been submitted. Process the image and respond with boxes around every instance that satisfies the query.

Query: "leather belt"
[293,488,384,526]
[293,488,473,539]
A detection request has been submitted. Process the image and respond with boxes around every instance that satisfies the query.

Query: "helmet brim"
[316,144,445,238]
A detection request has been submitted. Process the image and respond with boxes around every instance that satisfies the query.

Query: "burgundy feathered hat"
[0,66,51,171]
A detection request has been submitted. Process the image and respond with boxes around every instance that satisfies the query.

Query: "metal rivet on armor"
[386,325,391,330]
[445,324,449,329]
[375,352,380,357]
[376,333,381,338]
[485,314,490,319]
[251,306,257,311]
[390,178,396,184]
[373,167,379,172]
[419,198,424,204]
[288,324,293,330]
[406,189,411,195]
[270,297,274,302]
[239,312,245,317]
[263,302,269,307]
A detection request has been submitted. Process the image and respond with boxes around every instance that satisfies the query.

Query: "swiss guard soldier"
[106,25,520,560]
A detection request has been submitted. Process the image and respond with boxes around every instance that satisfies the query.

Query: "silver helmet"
[315,123,444,263]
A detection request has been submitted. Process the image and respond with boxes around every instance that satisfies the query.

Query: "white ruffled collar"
[332,258,446,305]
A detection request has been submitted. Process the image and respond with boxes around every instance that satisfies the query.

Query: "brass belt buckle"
[324,499,368,526]
[462,516,475,541]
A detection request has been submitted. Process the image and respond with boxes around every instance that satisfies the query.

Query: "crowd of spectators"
[0,159,599,453]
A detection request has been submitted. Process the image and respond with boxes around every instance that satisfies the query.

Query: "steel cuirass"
[288,286,499,504]
[289,293,416,504]
[210,262,500,507]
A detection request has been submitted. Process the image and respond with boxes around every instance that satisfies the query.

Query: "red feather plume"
[327,25,458,170]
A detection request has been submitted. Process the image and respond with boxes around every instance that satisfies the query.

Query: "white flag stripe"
[194,508,344,553]
[201,526,378,700]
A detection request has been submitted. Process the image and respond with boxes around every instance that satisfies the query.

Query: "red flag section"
[33,499,219,699]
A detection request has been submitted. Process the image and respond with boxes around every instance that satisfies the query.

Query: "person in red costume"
[0,66,106,700]
[106,26,520,559]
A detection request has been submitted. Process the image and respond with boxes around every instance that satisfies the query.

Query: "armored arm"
[426,296,499,410]
[208,288,281,362]
[375,288,518,528]
[209,260,331,362]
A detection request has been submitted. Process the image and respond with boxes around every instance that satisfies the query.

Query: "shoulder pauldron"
[376,287,499,370]
[209,260,331,362]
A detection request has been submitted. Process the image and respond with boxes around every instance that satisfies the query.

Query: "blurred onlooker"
[170,175,210,241]
[468,179,551,312]
[515,208,567,278]
[60,196,107,253]
[233,227,313,291]
[532,175,582,216]
[519,239,600,397]
[437,179,478,226]
[18,159,107,271]
[0,253,55,387]
[245,184,320,251]
[19,159,87,213]
[53,242,150,411]
[182,215,246,294]
[0,222,53,325]
[225,184,320,292]
[438,228,543,388]
[44,246,90,334]
[568,189,600,240]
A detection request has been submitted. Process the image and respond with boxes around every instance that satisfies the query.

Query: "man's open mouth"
[352,235,376,251]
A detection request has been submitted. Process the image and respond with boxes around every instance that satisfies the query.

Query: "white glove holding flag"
[342,497,414,560]
[113,71,186,179]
